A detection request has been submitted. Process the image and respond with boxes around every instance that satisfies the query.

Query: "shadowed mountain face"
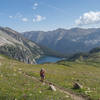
[0,27,45,64]
[23,28,100,54]
[63,47,100,62]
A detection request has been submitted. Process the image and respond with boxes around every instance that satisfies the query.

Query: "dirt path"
[24,73,88,100]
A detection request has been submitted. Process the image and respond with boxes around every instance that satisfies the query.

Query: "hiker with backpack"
[40,68,45,82]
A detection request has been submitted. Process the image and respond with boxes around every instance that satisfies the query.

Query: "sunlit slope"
[0,27,44,64]
[0,55,71,100]
[0,55,100,99]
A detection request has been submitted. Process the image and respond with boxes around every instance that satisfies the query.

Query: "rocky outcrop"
[0,27,44,64]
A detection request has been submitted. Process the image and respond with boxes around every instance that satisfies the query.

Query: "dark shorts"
[40,74,45,78]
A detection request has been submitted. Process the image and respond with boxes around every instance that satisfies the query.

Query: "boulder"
[49,83,56,91]
[73,82,83,89]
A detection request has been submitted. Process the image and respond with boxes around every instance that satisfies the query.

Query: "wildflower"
[39,91,42,93]
[13,73,16,76]
[18,71,22,74]
[66,95,69,98]
[29,93,32,96]
[85,90,91,95]
[88,88,90,91]
[18,68,22,71]
[14,69,17,72]
[1,74,3,77]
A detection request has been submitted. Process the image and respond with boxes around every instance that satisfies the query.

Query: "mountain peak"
[4,27,19,35]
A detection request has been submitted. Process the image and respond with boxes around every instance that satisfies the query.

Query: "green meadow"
[0,55,100,100]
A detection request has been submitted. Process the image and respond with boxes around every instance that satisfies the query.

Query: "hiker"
[40,68,45,82]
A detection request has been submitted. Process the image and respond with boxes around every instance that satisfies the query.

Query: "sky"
[0,0,100,32]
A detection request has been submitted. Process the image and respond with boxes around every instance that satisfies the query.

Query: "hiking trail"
[23,72,88,100]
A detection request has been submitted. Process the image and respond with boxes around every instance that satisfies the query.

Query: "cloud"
[32,3,38,10]
[9,13,28,23]
[9,16,13,19]
[9,13,23,19]
[22,18,28,22]
[75,11,100,26]
[33,15,46,22]
[34,3,38,7]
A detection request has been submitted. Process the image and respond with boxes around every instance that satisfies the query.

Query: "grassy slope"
[0,55,71,100]
[0,55,100,100]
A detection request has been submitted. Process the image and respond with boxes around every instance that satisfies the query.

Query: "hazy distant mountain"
[23,28,100,54]
[0,27,45,64]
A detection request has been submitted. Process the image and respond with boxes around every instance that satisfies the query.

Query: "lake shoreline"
[36,56,63,64]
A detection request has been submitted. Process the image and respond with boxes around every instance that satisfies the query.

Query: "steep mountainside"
[23,28,100,54]
[0,27,45,64]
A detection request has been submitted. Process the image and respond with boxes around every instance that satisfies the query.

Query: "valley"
[0,27,63,64]
[1,0,100,99]
[0,27,100,100]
